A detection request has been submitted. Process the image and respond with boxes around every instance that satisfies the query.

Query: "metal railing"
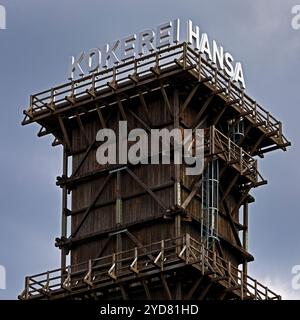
[22,42,288,149]
[183,45,283,140]
[207,126,263,184]
[20,233,280,300]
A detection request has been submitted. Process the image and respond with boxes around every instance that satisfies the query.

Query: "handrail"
[20,233,280,300]
[206,126,263,184]
[22,42,288,149]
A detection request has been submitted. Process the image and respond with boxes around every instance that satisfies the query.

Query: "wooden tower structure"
[19,43,290,300]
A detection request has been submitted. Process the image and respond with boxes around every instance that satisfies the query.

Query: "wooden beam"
[142,280,152,300]
[211,104,227,126]
[76,113,90,144]
[192,113,209,130]
[253,142,291,156]
[219,290,227,300]
[71,174,112,238]
[160,84,173,117]
[238,123,253,146]
[128,109,151,132]
[96,104,107,128]
[138,91,152,126]
[180,84,200,116]
[160,274,172,300]
[119,284,129,300]
[70,138,96,179]
[174,89,182,244]
[249,134,266,155]
[175,281,182,299]
[61,148,68,271]
[222,197,242,248]
[229,187,252,226]
[125,231,155,262]
[191,95,214,127]
[67,181,173,215]
[57,115,72,151]
[181,176,203,210]
[117,97,127,121]
[185,277,203,300]
[220,174,239,204]
[93,236,112,264]
[198,282,213,300]
[126,168,167,211]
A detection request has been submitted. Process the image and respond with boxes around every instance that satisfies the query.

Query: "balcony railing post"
[129,247,138,274]
[241,89,245,105]
[240,148,243,172]
[44,271,50,292]
[86,259,92,284]
[228,261,232,286]
[183,42,187,69]
[24,276,30,299]
[279,121,282,138]
[49,88,55,109]
[186,233,190,264]
[266,112,270,131]
[227,80,231,99]
[240,269,244,300]
[201,243,205,275]
[161,240,165,270]
[29,95,34,115]
[108,253,117,280]
[198,52,202,82]
[265,286,269,300]
[254,280,258,300]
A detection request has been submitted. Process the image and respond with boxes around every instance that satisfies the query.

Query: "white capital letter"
[120,34,137,62]
[156,21,172,49]
[68,52,85,80]
[187,20,200,50]
[101,41,120,68]
[233,62,246,89]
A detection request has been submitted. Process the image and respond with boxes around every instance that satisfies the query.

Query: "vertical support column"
[116,171,122,226]
[61,147,68,271]
[243,200,249,285]
[175,281,182,299]
[211,126,215,155]
[202,158,219,249]
[173,88,181,256]
[116,170,122,268]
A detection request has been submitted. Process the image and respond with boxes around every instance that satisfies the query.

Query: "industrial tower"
[19,42,290,300]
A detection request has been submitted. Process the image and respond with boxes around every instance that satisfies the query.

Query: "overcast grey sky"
[0,0,299,300]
